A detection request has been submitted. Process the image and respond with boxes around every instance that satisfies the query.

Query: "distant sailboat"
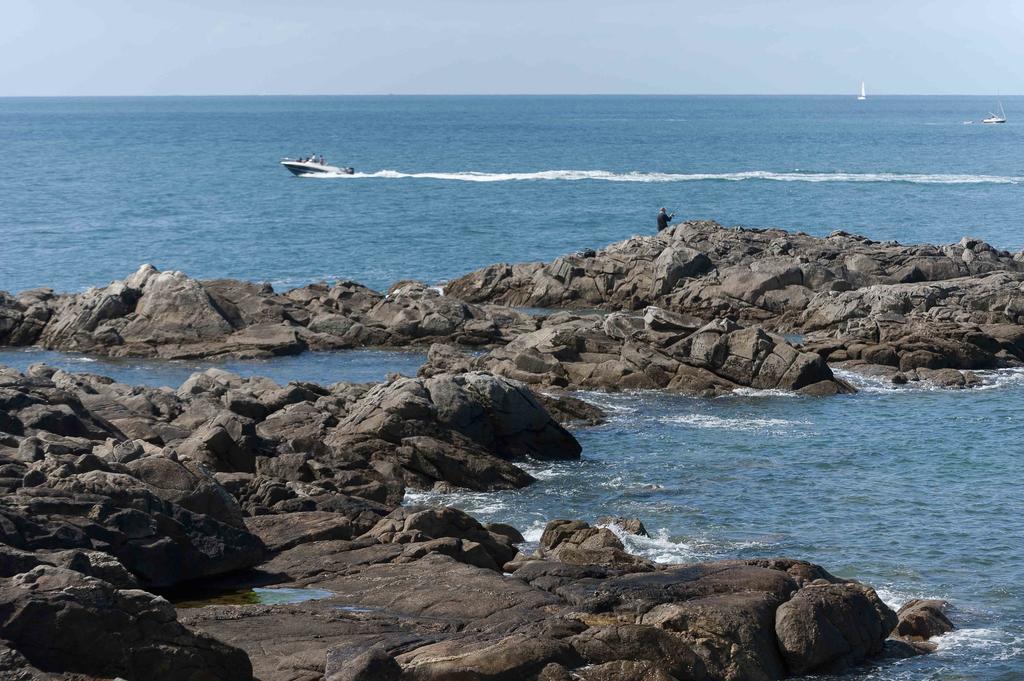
[857,81,867,100]
[982,100,1006,124]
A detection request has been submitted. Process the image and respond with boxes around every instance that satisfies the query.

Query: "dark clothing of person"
[657,212,674,231]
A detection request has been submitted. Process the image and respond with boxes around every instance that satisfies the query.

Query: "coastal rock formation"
[0,266,538,359]
[4,221,1022,386]
[446,221,1024,380]
[0,362,943,680]
[447,221,1024,318]
[774,582,897,674]
[0,364,579,592]
[425,310,852,396]
[536,519,655,571]
[183,539,904,681]
[799,273,1024,374]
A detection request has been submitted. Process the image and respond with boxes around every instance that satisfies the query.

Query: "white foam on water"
[598,524,770,564]
[729,387,801,398]
[835,367,1024,394]
[569,391,641,414]
[402,489,509,515]
[934,627,1024,661]
[303,169,1024,185]
[972,367,1024,391]
[521,520,547,544]
[659,413,805,435]
[875,586,933,611]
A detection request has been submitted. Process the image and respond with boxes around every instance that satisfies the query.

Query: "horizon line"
[0,92,1018,99]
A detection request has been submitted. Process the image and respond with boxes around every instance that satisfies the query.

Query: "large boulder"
[335,373,580,461]
[0,566,252,681]
[774,582,898,675]
[364,506,519,571]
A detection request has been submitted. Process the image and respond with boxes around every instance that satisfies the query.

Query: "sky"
[1,0,1022,96]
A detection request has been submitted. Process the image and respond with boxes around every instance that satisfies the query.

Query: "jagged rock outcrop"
[445,221,1024,382]
[537,519,654,571]
[0,358,941,681]
[0,364,583,592]
[430,310,852,396]
[447,221,1024,317]
[0,266,538,359]
[799,273,1024,375]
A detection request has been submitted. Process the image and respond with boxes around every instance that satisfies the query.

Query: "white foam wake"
[305,169,1024,185]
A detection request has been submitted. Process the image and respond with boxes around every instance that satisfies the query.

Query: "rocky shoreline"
[5,221,1022,392]
[1,362,952,680]
[3,220,1012,680]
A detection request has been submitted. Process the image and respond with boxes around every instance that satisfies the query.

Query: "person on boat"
[657,207,675,232]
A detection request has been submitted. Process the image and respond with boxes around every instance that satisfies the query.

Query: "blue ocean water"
[1,95,1023,293]
[1,96,1023,678]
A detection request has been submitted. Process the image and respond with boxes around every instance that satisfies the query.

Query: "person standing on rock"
[657,207,675,232]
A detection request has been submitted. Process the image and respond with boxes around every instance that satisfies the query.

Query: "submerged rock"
[894,599,955,641]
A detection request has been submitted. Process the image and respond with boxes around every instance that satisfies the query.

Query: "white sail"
[858,81,866,100]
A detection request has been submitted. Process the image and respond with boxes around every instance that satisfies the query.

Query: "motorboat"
[280,157,355,176]
[982,101,1007,124]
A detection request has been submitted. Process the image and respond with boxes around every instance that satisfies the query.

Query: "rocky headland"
[5,220,1022,391]
[3,219,1005,679]
[0,362,951,680]
[448,221,1024,387]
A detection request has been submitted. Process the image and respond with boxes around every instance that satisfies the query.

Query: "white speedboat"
[280,157,354,176]
[982,101,1006,124]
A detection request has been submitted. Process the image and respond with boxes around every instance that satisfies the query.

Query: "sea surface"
[1,96,1023,679]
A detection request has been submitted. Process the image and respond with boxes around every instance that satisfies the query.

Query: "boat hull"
[280,161,354,176]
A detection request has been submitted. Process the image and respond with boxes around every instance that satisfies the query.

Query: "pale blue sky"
[2,0,1021,96]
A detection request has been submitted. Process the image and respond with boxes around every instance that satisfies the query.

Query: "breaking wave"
[305,169,1024,185]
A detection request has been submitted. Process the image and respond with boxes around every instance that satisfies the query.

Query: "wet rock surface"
[0,358,948,680]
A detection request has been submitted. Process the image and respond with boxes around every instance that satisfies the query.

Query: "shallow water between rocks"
[173,587,335,610]
[3,347,1022,679]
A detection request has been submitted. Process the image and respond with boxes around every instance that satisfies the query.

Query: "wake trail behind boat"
[305,169,1024,185]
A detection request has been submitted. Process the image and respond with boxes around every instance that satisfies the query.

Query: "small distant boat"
[982,100,1007,124]
[280,156,354,176]
[857,81,867,101]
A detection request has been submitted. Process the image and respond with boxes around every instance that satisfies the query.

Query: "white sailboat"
[857,81,867,100]
[982,100,1006,124]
